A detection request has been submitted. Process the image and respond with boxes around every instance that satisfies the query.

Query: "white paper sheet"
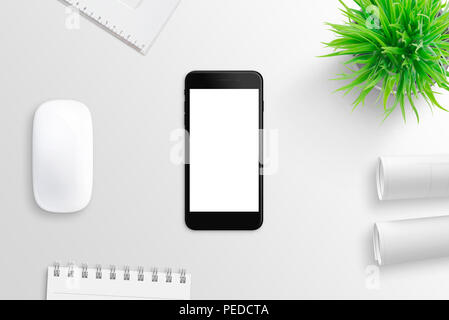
[374,215,449,266]
[377,155,449,200]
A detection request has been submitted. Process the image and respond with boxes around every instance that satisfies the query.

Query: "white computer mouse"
[33,100,93,213]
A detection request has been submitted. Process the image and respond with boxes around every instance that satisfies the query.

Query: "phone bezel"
[184,71,263,230]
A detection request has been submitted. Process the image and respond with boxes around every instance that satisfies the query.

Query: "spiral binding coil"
[180,269,187,284]
[124,266,130,281]
[53,262,60,277]
[52,262,187,284]
[82,263,88,278]
[96,265,102,279]
[137,267,144,282]
[67,263,75,278]
[152,268,158,282]
[110,265,116,280]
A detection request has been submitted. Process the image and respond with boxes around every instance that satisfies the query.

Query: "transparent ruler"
[61,0,181,54]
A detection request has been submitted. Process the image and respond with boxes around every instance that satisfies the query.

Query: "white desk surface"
[3,0,449,299]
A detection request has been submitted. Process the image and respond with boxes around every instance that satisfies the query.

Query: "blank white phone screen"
[189,89,260,212]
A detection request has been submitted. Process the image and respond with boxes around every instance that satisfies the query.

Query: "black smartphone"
[185,71,263,230]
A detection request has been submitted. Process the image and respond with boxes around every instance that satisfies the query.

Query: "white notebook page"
[47,265,191,300]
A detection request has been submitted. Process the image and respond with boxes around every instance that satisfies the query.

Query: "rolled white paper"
[377,155,449,200]
[374,215,449,266]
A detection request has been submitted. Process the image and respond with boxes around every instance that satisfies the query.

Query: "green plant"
[322,0,449,122]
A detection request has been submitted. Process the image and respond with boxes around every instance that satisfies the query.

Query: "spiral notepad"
[47,263,191,300]
[60,0,181,54]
